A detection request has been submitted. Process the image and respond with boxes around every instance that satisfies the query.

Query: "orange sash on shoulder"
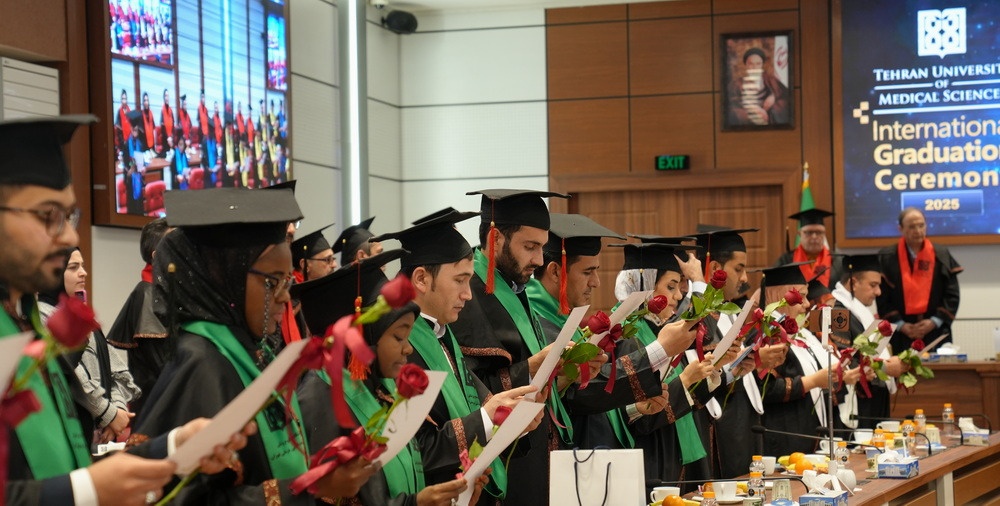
[898,238,935,315]
[793,245,831,285]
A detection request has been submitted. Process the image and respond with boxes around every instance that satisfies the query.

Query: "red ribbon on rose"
[598,324,623,394]
[289,426,387,495]
[0,389,41,506]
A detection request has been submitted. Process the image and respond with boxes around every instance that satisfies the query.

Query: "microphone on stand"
[647,475,808,488]
[751,425,884,453]
[815,426,932,455]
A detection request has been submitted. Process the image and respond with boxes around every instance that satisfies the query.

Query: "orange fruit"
[796,459,814,475]
[789,452,806,467]
[665,496,685,506]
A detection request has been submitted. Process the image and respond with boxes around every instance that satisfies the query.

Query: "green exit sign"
[656,155,690,170]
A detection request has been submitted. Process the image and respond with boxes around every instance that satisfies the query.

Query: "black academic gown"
[297,372,416,506]
[760,351,823,456]
[135,330,318,505]
[831,299,890,430]
[105,279,170,414]
[450,274,559,505]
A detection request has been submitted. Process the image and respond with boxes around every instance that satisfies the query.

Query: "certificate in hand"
[587,291,650,346]
[170,338,310,474]
[455,401,545,506]
[711,299,756,366]
[376,370,447,466]
[527,305,589,400]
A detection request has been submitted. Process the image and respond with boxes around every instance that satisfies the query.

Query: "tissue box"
[963,432,990,446]
[799,490,848,506]
[926,353,967,363]
[878,457,919,478]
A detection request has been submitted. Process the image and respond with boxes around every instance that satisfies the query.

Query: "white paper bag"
[549,448,645,506]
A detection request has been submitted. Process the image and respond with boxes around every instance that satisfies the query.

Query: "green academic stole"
[409,319,507,497]
[182,321,308,479]
[1,308,91,479]
[340,375,424,497]
[525,281,635,449]
[631,317,707,464]
[473,250,574,444]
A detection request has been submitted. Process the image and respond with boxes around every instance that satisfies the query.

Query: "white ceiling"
[379,0,661,14]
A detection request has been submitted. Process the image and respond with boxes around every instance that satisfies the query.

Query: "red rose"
[878,320,893,337]
[783,289,803,307]
[911,339,925,351]
[381,275,416,309]
[585,311,611,334]
[780,317,799,335]
[709,269,728,290]
[395,363,429,398]
[608,323,623,341]
[45,293,99,349]
[750,308,765,324]
[492,405,512,426]
[646,295,668,315]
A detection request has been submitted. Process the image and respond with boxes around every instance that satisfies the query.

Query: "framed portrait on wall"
[721,31,794,131]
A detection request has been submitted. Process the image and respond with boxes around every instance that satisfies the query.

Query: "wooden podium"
[890,361,1000,429]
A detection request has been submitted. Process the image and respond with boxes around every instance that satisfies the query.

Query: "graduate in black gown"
[334,217,380,266]
[0,116,249,506]
[293,248,490,506]
[449,190,579,505]
[524,215,662,451]
[372,209,544,504]
[135,187,372,504]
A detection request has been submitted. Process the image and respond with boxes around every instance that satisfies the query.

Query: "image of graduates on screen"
[110,0,174,65]
[109,0,290,217]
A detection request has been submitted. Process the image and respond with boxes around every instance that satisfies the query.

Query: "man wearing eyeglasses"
[773,207,842,289]
[0,115,254,505]
[290,223,337,283]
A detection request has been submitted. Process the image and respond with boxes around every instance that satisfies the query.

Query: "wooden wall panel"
[799,0,834,223]
[714,88,802,169]
[0,0,67,62]
[713,0,798,15]
[547,22,628,100]
[546,4,627,25]
[629,94,715,172]
[628,0,711,20]
[549,98,630,176]
[629,16,713,96]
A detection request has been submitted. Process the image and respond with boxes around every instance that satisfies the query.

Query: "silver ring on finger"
[229,450,240,465]
[451,499,458,506]
[145,490,159,504]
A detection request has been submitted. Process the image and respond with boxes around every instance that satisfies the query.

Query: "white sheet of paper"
[0,332,34,394]
[821,306,832,347]
[587,291,650,346]
[527,305,589,400]
[376,371,446,466]
[170,338,309,474]
[711,299,756,366]
[455,401,545,506]
[921,332,950,354]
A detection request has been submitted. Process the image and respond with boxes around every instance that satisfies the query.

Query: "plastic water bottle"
[871,428,886,449]
[942,403,955,438]
[748,471,766,501]
[914,408,927,433]
[750,454,765,475]
[901,421,917,456]
[835,440,850,468]
[700,490,717,506]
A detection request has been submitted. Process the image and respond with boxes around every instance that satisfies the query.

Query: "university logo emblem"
[917,8,966,58]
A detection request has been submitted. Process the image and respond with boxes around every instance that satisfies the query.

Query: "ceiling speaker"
[382,10,417,35]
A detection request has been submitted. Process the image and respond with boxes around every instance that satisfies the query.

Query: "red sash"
[161,105,174,139]
[141,109,156,148]
[792,245,831,285]
[281,301,302,344]
[898,238,935,315]
[198,105,209,136]
[118,106,132,139]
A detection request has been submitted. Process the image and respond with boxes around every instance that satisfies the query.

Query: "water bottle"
[750,454,764,475]
[942,403,955,438]
[871,428,886,449]
[901,421,917,456]
[700,490,717,506]
[748,471,766,501]
[914,408,927,433]
[835,440,850,468]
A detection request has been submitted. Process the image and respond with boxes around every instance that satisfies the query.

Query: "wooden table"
[890,361,1000,429]
[782,433,1000,505]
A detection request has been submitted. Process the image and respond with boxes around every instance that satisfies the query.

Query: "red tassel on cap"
[558,238,569,314]
[703,235,712,281]
[485,213,498,294]
[348,355,369,380]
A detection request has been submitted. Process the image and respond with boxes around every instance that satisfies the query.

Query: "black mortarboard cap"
[807,275,832,305]
[373,211,478,269]
[125,110,143,128]
[164,187,302,248]
[291,223,335,266]
[0,114,97,190]
[290,249,408,337]
[628,233,696,245]
[544,214,624,258]
[180,94,187,101]
[696,224,731,233]
[760,261,811,287]
[264,179,297,194]
[611,242,701,273]
[690,228,757,259]
[334,217,376,262]
[412,207,457,226]
[788,207,834,226]
[843,253,881,273]
[467,189,569,230]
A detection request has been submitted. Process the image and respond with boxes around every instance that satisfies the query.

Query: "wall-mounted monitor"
[92,0,291,226]
[834,0,1000,246]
